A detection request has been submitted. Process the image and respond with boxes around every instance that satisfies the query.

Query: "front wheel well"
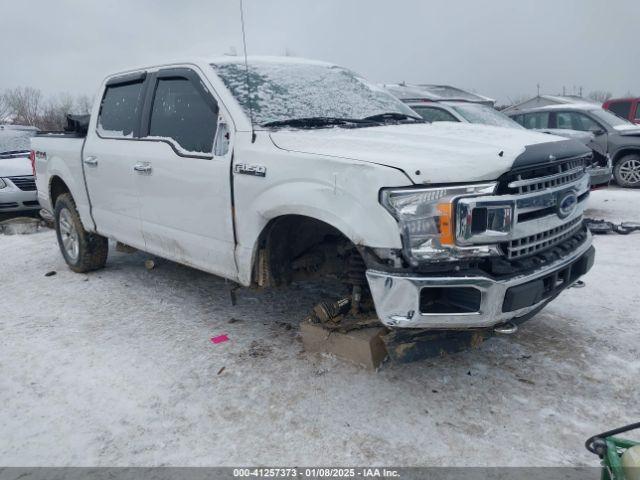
[49,176,71,207]
[252,215,364,288]
[612,148,640,164]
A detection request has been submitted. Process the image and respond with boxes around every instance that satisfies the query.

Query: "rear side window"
[98,81,144,138]
[607,101,632,119]
[522,112,550,129]
[412,106,458,123]
[148,77,219,154]
[635,104,640,121]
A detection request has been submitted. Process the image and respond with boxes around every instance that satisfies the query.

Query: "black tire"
[613,154,640,188]
[54,193,108,273]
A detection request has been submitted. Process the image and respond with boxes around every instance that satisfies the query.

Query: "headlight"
[0,178,6,189]
[381,182,497,263]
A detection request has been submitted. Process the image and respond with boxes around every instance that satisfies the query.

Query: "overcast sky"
[3,0,639,104]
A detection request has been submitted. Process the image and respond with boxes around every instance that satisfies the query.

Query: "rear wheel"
[613,154,640,188]
[54,193,108,272]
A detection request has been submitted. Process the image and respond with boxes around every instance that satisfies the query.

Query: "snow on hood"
[613,124,640,135]
[0,155,32,177]
[269,122,566,184]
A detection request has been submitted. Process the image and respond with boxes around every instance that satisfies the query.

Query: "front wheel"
[54,193,108,272]
[613,154,640,187]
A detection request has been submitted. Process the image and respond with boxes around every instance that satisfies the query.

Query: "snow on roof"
[0,124,38,132]
[383,83,495,104]
[209,55,335,67]
[109,55,338,80]
[514,102,602,113]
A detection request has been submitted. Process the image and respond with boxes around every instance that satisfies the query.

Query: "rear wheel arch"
[49,176,71,207]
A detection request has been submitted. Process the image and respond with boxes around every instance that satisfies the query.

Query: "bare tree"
[4,87,42,126]
[0,92,11,122]
[39,93,75,130]
[74,94,94,115]
[587,90,613,103]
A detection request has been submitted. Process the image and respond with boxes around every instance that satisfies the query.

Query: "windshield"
[0,129,37,154]
[589,108,634,127]
[211,60,417,127]
[450,103,523,129]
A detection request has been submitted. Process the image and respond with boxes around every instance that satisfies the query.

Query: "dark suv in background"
[508,104,640,188]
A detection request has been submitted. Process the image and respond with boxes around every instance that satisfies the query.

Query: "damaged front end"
[365,152,596,330]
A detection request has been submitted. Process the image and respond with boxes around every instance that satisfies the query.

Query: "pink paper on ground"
[211,334,229,344]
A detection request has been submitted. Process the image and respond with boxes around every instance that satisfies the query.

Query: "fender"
[232,148,411,286]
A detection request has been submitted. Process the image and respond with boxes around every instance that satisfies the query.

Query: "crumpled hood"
[0,155,32,177]
[269,122,571,183]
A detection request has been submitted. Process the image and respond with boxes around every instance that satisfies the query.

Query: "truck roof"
[106,55,338,80]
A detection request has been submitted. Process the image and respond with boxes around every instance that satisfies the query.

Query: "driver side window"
[148,76,219,155]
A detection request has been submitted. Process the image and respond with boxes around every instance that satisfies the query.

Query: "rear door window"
[148,76,219,155]
[607,101,632,119]
[412,106,459,123]
[98,81,145,138]
[634,102,640,121]
[522,112,550,129]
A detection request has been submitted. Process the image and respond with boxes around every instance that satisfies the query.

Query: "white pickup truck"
[33,56,595,331]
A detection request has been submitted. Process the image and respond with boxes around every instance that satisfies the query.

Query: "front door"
[133,68,237,279]
[83,75,147,250]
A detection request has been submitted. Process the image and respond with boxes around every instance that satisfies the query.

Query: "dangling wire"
[239,0,256,143]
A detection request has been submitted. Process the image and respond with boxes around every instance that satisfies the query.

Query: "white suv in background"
[0,125,40,213]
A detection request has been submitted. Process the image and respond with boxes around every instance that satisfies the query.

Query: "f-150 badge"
[234,163,266,177]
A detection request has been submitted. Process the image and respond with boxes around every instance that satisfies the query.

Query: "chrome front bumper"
[366,234,594,329]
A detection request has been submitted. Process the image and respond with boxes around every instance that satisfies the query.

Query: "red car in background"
[603,98,640,124]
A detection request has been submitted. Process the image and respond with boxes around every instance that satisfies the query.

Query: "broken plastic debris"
[44,271,57,277]
[211,334,229,344]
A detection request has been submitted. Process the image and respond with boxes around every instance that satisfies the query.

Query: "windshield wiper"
[361,112,424,123]
[262,117,376,129]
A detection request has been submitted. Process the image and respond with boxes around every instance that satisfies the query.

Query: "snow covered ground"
[0,187,639,467]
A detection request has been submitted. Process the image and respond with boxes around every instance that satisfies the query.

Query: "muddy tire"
[613,154,640,188]
[54,193,108,272]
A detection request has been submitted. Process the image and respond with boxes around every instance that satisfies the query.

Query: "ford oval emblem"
[558,191,578,219]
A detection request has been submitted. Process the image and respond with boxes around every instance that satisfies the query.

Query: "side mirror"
[590,127,606,136]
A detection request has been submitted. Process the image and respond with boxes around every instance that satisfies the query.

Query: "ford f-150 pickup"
[32,56,595,331]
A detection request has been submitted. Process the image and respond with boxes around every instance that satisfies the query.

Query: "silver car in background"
[0,125,40,213]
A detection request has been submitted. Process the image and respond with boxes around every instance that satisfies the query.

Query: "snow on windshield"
[450,103,522,129]
[590,108,632,127]
[211,60,415,126]
[0,129,37,154]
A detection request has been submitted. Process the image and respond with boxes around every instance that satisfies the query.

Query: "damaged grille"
[503,216,583,260]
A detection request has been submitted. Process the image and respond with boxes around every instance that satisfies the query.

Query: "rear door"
[83,73,147,249]
[133,67,237,279]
